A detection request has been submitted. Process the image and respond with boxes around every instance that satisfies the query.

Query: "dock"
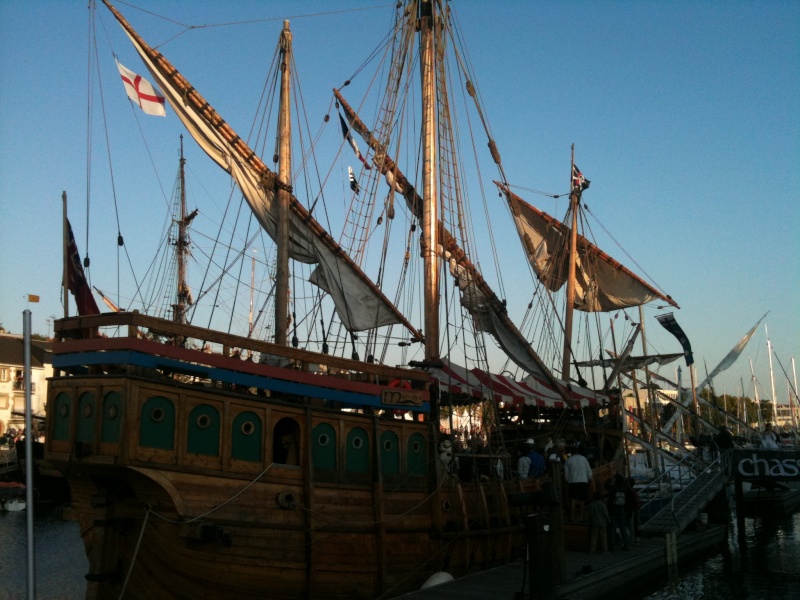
[397,525,726,600]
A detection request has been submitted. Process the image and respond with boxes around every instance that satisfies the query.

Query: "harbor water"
[0,506,798,599]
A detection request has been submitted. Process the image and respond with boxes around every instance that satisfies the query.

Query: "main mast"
[420,0,439,361]
[562,146,579,380]
[275,20,292,346]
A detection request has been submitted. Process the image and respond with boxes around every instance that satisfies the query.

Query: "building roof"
[0,334,52,368]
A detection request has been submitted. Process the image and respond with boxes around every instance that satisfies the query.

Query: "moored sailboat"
[45,2,680,598]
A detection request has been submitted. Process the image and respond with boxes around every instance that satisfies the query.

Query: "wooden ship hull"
[44,312,585,599]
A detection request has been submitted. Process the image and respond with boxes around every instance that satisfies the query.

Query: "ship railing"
[52,312,429,389]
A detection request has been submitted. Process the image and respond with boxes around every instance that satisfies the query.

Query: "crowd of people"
[0,427,44,447]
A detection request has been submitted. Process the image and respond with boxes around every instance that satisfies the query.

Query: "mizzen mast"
[173,135,193,325]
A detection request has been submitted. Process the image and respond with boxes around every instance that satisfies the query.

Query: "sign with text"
[731,450,800,481]
[381,387,424,407]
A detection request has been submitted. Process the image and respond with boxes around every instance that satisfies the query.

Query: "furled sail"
[575,353,684,370]
[104,0,421,337]
[498,183,679,312]
[335,91,569,398]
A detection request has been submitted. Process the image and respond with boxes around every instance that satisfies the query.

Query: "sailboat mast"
[275,21,292,347]
[766,324,777,424]
[173,135,189,324]
[562,145,579,380]
[750,357,763,430]
[419,0,439,361]
[792,358,799,435]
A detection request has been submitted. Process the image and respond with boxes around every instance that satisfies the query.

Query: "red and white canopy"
[430,359,607,408]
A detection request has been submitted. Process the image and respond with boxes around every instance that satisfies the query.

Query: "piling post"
[665,531,678,581]
[525,513,558,600]
[734,478,747,554]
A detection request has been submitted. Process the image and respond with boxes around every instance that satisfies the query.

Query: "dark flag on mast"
[348,166,360,194]
[572,165,590,191]
[67,220,101,316]
[339,113,371,169]
[656,313,694,365]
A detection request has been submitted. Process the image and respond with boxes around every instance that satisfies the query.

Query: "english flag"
[117,60,167,117]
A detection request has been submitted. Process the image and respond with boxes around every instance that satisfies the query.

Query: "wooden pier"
[397,525,726,600]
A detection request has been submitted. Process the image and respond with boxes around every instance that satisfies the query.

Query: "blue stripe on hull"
[53,350,429,412]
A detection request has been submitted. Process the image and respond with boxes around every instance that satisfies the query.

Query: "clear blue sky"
[1,1,797,403]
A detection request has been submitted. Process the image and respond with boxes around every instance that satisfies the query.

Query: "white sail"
[695,312,768,393]
[502,184,678,312]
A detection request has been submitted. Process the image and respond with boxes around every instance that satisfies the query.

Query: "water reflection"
[0,506,797,600]
[0,508,87,600]
[642,512,800,600]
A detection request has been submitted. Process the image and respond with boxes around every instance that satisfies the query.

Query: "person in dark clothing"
[626,477,642,544]
[715,426,735,451]
[609,473,631,550]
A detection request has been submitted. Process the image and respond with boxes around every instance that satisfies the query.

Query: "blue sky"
[0,1,797,404]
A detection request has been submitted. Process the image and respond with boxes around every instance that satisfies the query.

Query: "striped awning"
[430,359,607,408]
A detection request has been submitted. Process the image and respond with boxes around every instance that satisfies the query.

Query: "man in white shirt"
[564,447,593,521]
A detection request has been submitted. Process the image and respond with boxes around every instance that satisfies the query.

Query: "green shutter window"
[232,411,262,462]
[407,433,427,477]
[345,427,370,474]
[312,423,337,470]
[76,392,96,443]
[101,392,122,443]
[380,430,399,476]
[53,392,72,441]
[139,396,175,450]
[187,404,220,456]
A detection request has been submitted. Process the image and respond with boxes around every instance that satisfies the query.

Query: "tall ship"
[46,1,679,598]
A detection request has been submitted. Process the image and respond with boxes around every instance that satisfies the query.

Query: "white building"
[0,333,52,435]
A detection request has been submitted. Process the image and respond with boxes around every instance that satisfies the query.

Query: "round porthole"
[317,433,330,446]
[150,407,165,423]
[240,421,255,435]
[351,436,364,450]
[59,404,69,418]
[383,439,393,452]
[441,500,451,512]
[196,414,211,429]
[107,404,118,419]
[411,440,422,453]
[82,404,93,418]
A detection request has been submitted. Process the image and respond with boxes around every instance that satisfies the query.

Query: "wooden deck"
[397,524,726,600]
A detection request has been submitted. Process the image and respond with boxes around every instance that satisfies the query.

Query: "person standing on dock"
[589,491,610,554]
[715,426,735,452]
[610,473,631,551]
[517,439,545,479]
[626,477,642,545]
[761,423,780,450]
[564,447,593,521]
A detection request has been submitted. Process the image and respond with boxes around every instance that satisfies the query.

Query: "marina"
[3,504,799,600]
[0,1,798,600]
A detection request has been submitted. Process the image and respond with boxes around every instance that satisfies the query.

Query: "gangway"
[640,451,730,534]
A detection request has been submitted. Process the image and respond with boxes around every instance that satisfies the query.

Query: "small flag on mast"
[656,313,694,366]
[348,166,360,194]
[572,165,590,191]
[339,113,371,169]
[67,220,101,316]
[27,294,40,303]
[116,60,167,117]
